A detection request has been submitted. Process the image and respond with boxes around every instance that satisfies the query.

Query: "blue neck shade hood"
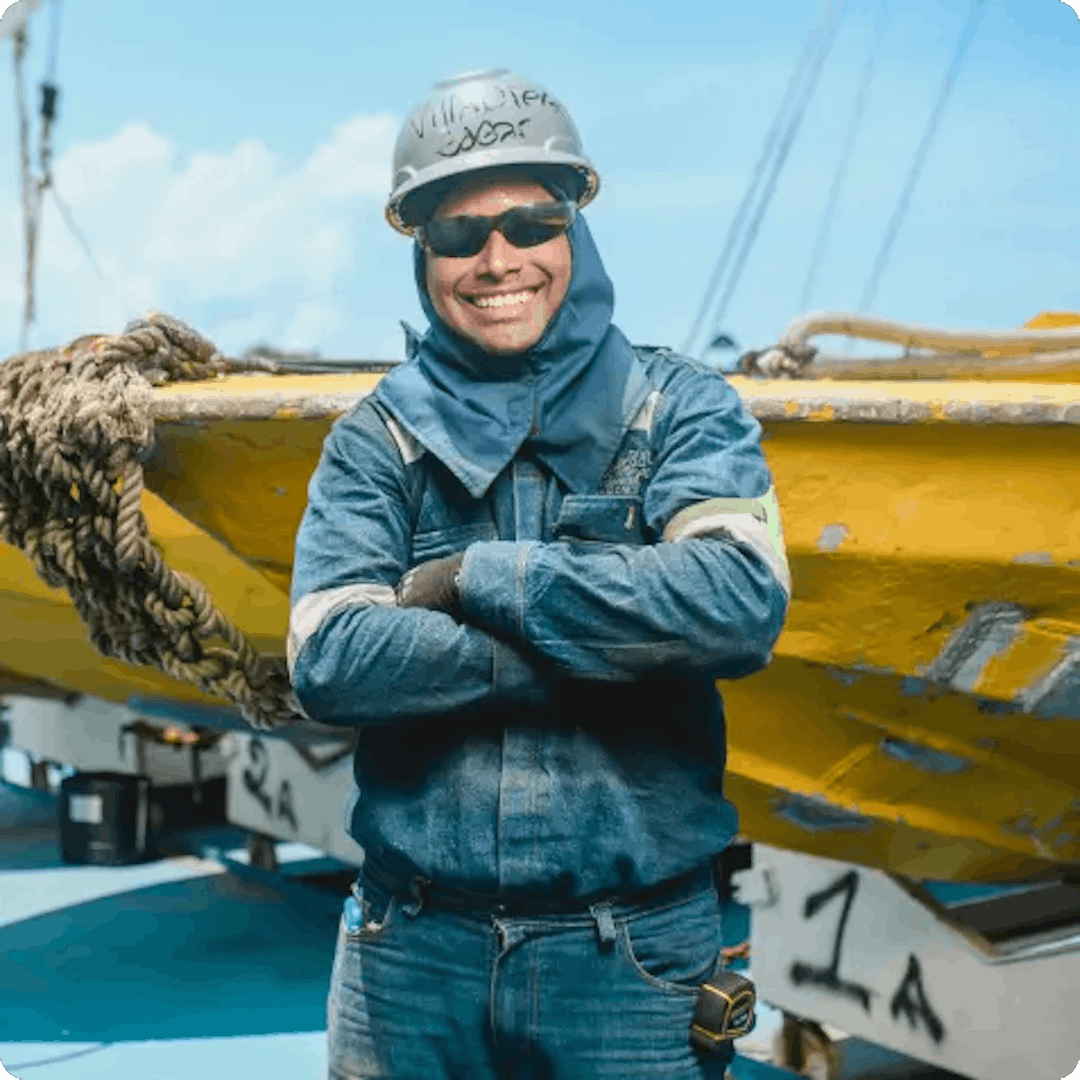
[373,214,650,499]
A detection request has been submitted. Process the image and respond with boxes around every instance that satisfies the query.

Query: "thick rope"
[0,312,305,731]
[780,311,1080,356]
[740,309,1080,380]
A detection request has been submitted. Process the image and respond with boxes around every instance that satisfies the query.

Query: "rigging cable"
[50,187,113,290]
[33,0,61,260]
[799,0,888,312]
[857,0,987,313]
[706,0,847,346]
[680,18,824,355]
[45,0,128,313]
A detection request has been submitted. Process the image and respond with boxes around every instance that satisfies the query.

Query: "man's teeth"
[470,290,536,309]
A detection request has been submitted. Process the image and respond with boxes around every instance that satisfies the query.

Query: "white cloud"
[1,110,399,358]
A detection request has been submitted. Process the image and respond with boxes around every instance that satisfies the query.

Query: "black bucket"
[59,772,152,866]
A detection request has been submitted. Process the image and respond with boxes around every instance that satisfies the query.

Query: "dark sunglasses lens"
[424,202,575,257]
[502,204,575,249]
[425,217,491,258]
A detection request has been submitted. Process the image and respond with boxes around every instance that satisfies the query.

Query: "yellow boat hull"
[1,369,1077,882]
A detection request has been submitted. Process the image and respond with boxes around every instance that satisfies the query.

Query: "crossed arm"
[288,377,789,726]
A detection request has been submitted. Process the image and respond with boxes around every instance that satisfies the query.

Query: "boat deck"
[1,780,972,1080]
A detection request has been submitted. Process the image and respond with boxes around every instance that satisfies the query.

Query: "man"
[289,69,790,1080]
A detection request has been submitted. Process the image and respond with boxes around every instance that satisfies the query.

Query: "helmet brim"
[387,150,599,236]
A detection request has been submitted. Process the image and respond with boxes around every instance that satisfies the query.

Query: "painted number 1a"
[789,870,873,1012]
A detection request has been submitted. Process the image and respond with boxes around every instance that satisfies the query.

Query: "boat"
[1,307,1078,885]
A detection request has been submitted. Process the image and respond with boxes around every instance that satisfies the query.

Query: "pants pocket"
[341,882,397,944]
[620,888,723,995]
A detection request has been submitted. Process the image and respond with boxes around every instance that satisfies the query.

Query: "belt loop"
[400,875,427,918]
[589,901,617,948]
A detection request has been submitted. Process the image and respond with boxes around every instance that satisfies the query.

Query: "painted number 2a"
[242,737,299,832]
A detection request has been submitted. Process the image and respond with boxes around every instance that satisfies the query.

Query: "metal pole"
[13,24,36,348]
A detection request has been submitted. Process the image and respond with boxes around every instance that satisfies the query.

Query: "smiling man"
[288,69,791,1080]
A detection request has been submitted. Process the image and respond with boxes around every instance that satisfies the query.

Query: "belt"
[361,858,717,919]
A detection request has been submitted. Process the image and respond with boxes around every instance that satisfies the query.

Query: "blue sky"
[1,0,1078,361]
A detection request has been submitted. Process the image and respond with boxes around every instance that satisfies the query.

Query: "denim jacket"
[288,346,790,903]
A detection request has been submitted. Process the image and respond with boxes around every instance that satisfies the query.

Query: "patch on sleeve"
[663,486,791,596]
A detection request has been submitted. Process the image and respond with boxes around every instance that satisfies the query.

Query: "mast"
[4,0,57,352]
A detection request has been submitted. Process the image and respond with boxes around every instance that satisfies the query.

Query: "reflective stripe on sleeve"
[287,583,397,678]
[662,486,791,597]
[383,414,424,465]
[629,390,663,434]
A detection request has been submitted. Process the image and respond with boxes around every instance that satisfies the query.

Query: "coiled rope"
[0,311,305,731]
[737,311,1080,379]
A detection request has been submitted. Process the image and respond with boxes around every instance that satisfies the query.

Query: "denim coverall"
[288,216,790,1079]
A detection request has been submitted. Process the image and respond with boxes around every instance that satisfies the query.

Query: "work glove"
[395,552,465,619]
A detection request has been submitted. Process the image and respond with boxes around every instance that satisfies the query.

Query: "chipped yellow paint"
[723,658,1080,881]
[722,404,1080,878]
[155,370,385,400]
[806,402,835,422]
[761,420,1080,679]
[728,375,1080,413]
[973,622,1072,700]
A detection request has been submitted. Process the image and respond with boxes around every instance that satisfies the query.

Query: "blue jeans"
[326,867,736,1079]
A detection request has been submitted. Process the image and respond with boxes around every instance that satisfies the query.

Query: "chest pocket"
[410,520,497,565]
[554,495,647,546]
[552,386,659,547]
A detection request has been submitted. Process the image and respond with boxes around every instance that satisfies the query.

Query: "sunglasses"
[419,200,577,259]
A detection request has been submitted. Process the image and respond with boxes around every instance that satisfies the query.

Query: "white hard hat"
[386,69,600,235]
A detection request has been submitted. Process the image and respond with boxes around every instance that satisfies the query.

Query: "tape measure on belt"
[690,970,756,1053]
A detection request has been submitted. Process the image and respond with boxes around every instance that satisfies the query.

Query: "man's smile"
[461,285,543,310]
